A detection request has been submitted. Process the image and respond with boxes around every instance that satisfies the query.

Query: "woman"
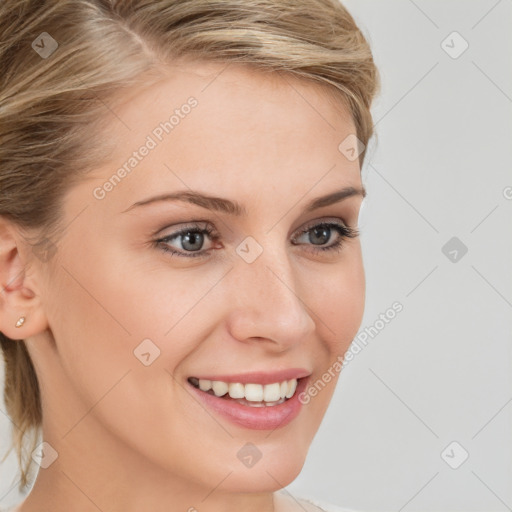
[0,0,380,510]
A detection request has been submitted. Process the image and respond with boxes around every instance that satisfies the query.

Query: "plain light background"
[1,1,511,510]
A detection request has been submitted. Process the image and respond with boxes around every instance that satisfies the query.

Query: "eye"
[154,222,219,258]
[292,220,359,254]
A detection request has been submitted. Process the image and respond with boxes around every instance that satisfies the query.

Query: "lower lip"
[188,377,309,431]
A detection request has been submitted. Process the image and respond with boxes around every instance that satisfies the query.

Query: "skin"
[0,60,366,512]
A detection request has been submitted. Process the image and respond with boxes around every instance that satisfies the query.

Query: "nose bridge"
[226,239,316,344]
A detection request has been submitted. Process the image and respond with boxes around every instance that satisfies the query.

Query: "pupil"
[309,226,330,245]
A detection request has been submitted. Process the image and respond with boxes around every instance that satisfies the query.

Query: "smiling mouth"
[187,377,300,407]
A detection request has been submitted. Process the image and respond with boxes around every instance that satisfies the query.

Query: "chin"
[220,451,307,492]
[215,433,311,492]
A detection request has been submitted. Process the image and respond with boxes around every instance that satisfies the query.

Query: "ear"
[0,216,49,341]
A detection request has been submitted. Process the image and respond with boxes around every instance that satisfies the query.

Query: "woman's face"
[27,61,366,497]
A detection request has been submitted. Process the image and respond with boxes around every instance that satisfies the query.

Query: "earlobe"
[15,315,26,328]
[2,308,49,342]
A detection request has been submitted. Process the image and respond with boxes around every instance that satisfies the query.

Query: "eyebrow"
[121,185,366,215]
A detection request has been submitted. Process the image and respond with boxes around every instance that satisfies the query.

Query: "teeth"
[211,380,229,397]
[199,379,212,392]
[286,379,297,398]
[228,383,245,399]
[234,396,286,407]
[244,383,263,401]
[280,381,288,399]
[192,378,299,402]
[263,382,281,402]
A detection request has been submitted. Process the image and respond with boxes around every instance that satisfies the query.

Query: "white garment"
[1,495,355,512]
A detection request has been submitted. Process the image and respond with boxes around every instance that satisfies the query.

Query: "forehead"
[77,60,361,214]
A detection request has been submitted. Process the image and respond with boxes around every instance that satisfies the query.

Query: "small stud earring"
[15,316,26,328]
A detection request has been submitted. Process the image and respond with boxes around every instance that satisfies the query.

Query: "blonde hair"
[0,0,380,490]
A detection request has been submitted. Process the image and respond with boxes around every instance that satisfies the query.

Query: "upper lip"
[189,368,311,385]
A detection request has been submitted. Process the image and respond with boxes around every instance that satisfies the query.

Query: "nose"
[225,244,316,350]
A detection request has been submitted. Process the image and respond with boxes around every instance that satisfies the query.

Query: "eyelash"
[153,221,359,259]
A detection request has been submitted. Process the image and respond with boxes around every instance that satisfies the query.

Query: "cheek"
[42,245,191,413]
[44,241,234,434]
[43,253,221,471]
[308,249,365,354]
[296,249,364,417]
